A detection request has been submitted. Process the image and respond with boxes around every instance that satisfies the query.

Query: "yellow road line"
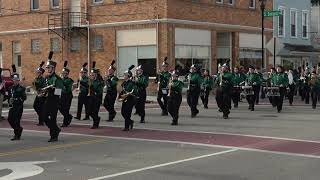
[0,139,105,157]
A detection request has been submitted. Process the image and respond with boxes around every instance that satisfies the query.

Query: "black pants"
[88,95,101,128]
[216,88,231,117]
[187,89,200,116]
[274,87,286,112]
[255,85,261,104]
[76,93,89,119]
[299,85,305,101]
[311,89,318,108]
[231,90,241,107]
[121,96,136,129]
[103,91,117,121]
[246,86,259,110]
[33,96,45,124]
[43,96,61,139]
[136,89,146,121]
[157,90,168,113]
[59,93,73,126]
[168,93,182,124]
[288,84,295,105]
[8,104,23,138]
[200,89,210,107]
[304,86,311,104]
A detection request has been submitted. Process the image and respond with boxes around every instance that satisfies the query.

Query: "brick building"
[0,0,273,86]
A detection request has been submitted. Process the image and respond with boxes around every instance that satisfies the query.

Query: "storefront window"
[239,48,262,69]
[175,45,210,76]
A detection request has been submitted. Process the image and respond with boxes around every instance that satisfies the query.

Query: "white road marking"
[1,128,320,160]
[88,149,238,180]
[0,161,55,180]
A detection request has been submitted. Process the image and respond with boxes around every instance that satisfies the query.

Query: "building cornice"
[0,18,273,35]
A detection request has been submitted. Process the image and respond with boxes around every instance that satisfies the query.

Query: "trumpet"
[118,89,134,102]
[38,84,54,97]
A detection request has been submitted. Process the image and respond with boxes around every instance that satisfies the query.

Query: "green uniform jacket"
[256,72,263,86]
[33,76,45,91]
[121,79,137,96]
[170,80,184,94]
[215,72,233,91]
[90,79,104,96]
[156,71,171,89]
[272,72,289,87]
[10,84,27,106]
[105,75,119,92]
[309,77,320,91]
[136,74,149,91]
[79,76,89,95]
[187,72,203,91]
[232,73,246,86]
[45,73,64,96]
[62,77,74,94]
[246,73,261,86]
[202,76,214,90]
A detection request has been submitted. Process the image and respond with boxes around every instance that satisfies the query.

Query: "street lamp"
[260,0,267,68]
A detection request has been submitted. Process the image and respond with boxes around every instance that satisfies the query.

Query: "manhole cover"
[261,115,278,118]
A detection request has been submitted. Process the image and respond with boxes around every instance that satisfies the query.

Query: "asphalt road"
[0,95,319,180]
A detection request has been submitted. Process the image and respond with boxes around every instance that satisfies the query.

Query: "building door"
[12,41,22,76]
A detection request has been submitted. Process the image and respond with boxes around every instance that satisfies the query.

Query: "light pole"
[260,0,267,68]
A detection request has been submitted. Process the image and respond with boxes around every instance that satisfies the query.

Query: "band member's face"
[136,69,142,76]
[90,73,96,80]
[221,66,227,72]
[80,71,87,77]
[62,71,68,78]
[13,79,19,86]
[249,68,254,73]
[108,69,114,76]
[277,67,282,73]
[162,65,168,72]
[46,66,55,74]
[312,73,316,78]
[190,67,196,73]
[234,68,239,73]
[204,71,209,76]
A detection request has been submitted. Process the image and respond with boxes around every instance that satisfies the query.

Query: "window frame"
[50,37,61,52]
[216,0,223,4]
[227,0,234,6]
[93,0,103,5]
[290,8,298,38]
[31,39,41,54]
[302,10,309,39]
[31,0,40,11]
[70,36,81,52]
[249,0,255,9]
[50,0,60,9]
[278,6,286,38]
[92,35,104,51]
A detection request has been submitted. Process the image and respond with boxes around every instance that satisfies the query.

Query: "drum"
[241,86,254,96]
[265,87,280,97]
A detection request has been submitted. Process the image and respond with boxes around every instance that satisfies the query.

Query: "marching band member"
[75,63,90,121]
[43,51,64,142]
[88,62,103,129]
[232,67,246,108]
[167,70,184,125]
[59,61,74,127]
[215,63,233,119]
[302,67,311,104]
[309,71,320,109]
[32,61,46,126]
[7,65,26,141]
[155,57,171,116]
[254,68,263,105]
[287,69,298,106]
[134,65,149,123]
[272,66,289,113]
[103,60,119,122]
[200,69,213,109]
[268,68,276,107]
[246,65,261,111]
[186,64,202,118]
[119,65,137,131]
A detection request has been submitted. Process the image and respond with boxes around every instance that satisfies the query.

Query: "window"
[278,7,285,37]
[92,35,104,50]
[249,0,255,9]
[216,0,223,4]
[50,38,60,52]
[13,41,21,53]
[228,0,234,5]
[51,0,60,8]
[93,0,103,4]
[70,37,80,52]
[290,9,297,38]
[31,39,40,53]
[115,0,126,3]
[302,11,309,39]
[31,0,39,10]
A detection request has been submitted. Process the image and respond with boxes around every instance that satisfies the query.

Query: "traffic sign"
[263,10,282,17]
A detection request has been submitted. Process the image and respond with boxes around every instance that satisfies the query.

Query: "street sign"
[263,10,282,17]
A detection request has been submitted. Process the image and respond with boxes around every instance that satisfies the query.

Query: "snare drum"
[265,87,280,97]
[241,86,254,96]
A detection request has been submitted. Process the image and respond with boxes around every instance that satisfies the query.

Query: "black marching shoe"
[60,124,68,128]
[204,105,208,109]
[140,117,145,123]
[48,137,58,142]
[122,128,130,131]
[74,116,81,120]
[130,120,134,130]
[82,117,90,120]
[90,126,98,129]
[11,135,20,141]
[161,111,168,116]
[223,114,228,119]
[171,121,178,126]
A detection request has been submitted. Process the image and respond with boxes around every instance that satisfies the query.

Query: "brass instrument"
[38,84,54,97]
[168,79,173,97]
[118,89,134,102]
[219,72,223,86]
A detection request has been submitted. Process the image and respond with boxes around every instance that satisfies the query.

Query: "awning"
[277,43,320,57]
